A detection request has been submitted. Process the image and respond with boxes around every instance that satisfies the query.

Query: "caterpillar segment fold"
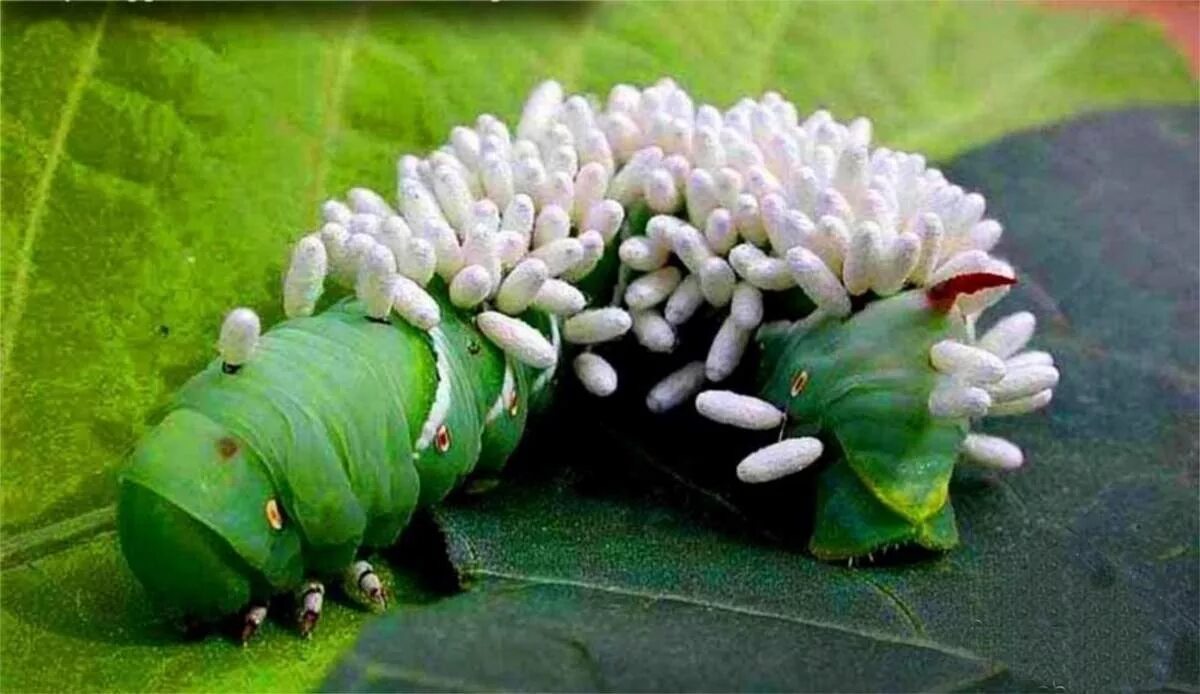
[119,78,1060,634]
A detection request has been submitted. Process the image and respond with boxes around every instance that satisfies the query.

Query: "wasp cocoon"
[704,208,738,255]
[530,238,585,277]
[496,230,530,270]
[928,249,994,286]
[471,199,501,235]
[961,433,1023,471]
[392,276,440,330]
[348,212,382,238]
[398,178,448,234]
[1005,350,1054,369]
[646,361,707,413]
[699,257,736,307]
[533,205,571,248]
[572,163,609,223]
[664,274,704,326]
[843,220,880,296]
[736,437,824,483]
[543,170,576,211]
[449,265,494,309]
[970,219,1003,252]
[761,194,807,256]
[396,237,437,287]
[218,308,260,367]
[730,283,763,330]
[632,310,676,353]
[482,155,515,210]
[644,168,680,213]
[670,223,715,275]
[695,390,784,430]
[462,227,502,290]
[574,352,618,397]
[619,236,670,272]
[517,79,563,142]
[421,221,466,281]
[733,194,768,247]
[706,316,750,382]
[564,308,633,345]
[477,311,557,369]
[283,234,328,318]
[977,311,1036,359]
[909,213,945,286]
[928,382,992,418]
[986,365,1060,402]
[786,247,851,317]
[686,169,720,226]
[987,389,1053,417]
[319,223,351,284]
[495,258,549,315]
[501,194,536,239]
[728,243,767,280]
[872,232,921,297]
[578,130,615,179]
[562,230,605,282]
[610,146,663,205]
[745,257,794,291]
[356,245,399,319]
[349,187,393,217]
[375,215,412,258]
[583,198,625,243]
[625,267,682,310]
[691,126,724,171]
[531,279,587,316]
[930,340,1006,384]
[322,199,352,225]
[810,215,849,276]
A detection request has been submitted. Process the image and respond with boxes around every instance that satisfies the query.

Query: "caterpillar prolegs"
[117,78,1059,639]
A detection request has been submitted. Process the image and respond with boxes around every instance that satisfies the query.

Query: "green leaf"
[329,107,1199,691]
[1,0,1194,690]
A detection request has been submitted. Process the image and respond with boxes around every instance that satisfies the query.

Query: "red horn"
[926,272,1016,313]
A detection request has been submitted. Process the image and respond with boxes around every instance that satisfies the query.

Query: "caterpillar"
[117,78,1059,641]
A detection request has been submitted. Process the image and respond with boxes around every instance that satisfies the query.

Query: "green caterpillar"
[118,78,1058,639]
[120,286,560,636]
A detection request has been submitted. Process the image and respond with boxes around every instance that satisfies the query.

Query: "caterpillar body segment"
[119,292,556,622]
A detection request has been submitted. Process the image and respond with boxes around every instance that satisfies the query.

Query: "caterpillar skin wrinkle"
[118,79,1059,639]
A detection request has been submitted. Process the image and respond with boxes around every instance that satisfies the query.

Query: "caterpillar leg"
[296,580,325,638]
[342,560,387,612]
[239,604,268,645]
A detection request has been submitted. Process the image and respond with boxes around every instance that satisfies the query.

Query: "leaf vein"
[2,4,111,374]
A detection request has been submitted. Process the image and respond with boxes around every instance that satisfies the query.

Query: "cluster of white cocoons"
[274,80,638,378]
[929,311,1059,470]
[583,78,1054,480]
[247,77,1056,484]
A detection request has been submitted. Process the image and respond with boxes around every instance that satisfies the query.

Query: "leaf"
[0,1,1194,690]
[328,107,1199,691]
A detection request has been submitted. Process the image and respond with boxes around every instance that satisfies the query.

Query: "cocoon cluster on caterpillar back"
[117,77,1061,640]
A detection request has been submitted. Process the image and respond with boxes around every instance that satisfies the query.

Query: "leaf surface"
[0,2,1195,691]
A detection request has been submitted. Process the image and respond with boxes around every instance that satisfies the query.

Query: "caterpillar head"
[750,273,1021,560]
[119,409,301,620]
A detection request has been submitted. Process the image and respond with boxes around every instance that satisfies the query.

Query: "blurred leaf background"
[1,2,1195,691]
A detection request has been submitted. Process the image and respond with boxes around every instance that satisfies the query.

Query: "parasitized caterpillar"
[118,78,1059,641]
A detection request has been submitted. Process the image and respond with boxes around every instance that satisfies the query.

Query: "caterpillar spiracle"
[118,78,1059,640]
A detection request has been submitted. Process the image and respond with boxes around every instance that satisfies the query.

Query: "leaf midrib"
[462,567,998,667]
